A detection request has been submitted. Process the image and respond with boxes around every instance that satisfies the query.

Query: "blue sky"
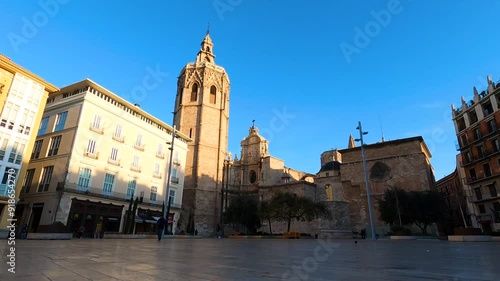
[1,0,499,180]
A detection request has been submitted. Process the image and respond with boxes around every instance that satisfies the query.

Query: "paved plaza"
[0,238,499,281]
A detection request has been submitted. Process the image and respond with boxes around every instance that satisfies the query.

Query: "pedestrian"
[157,216,166,241]
[78,225,85,239]
[94,221,103,239]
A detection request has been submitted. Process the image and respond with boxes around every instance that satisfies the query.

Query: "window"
[38,166,54,192]
[493,139,500,152]
[22,168,35,193]
[47,135,61,156]
[150,186,158,202]
[31,140,43,159]
[210,85,216,104]
[190,83,198,102]
[489,119,497,133]
[477,145,485,158]
[0,102,19,130]
[1,168,18,195]
[135,134,144,150]
[54,111,68,131]
[92,115,102,129]
[38,117,49,135]
[474,187,482,200]
[113,124,124,142]
[8,141,25,164]
[483,163,492,177]
[169,190,176,205]
[154,163,161,178]
[479,204,486,214]
[127,180,136,200]
[489,184,498,197]
[0,137,8,161]
[469,168,477,180]
[474,128,481,140]
[110,147,119,161]
[77,168,92,191]
[103,173,115,195]
[156,143,164,158]
[171,168,178,183]
[132,155,140,172]
[85,139,97,158]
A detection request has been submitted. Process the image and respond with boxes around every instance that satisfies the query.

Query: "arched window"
[190,83,198,102]
[206,46,210,52]
[178,89,183,106]
[209,85,216,104]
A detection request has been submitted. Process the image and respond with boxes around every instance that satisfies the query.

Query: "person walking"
[157,216,166,241]
[21,224,29,239]
[94,221,103,239]
[78,225,85,239]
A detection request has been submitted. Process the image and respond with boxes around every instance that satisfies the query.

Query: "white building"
[18,79,190,236]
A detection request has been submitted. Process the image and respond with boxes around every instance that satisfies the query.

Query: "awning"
[135,215,158,224]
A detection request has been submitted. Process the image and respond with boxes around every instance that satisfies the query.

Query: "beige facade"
[0,54,58,237]
[18,79,190,237]
[173,32,230,236]
[225,126,436,238]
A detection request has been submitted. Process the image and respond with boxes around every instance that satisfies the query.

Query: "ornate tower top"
[196,32,216,64]
[348,134,356,148]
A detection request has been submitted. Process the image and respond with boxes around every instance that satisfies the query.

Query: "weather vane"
[207,22,210,35]
[252,119,255,128]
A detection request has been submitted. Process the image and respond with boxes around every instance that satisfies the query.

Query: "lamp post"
[162,125,176,239]
[219,153,231,238]
[355,121,377,240]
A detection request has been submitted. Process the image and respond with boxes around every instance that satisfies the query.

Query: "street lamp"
[219,153,231,238]
[162,125,176,239]
[355,121,377,240]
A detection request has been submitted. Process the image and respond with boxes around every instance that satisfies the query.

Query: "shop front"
[67,198,123,237]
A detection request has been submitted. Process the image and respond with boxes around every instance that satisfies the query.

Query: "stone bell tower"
[173,31,230,236]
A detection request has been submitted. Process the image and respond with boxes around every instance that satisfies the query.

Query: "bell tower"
[173,31,230,236]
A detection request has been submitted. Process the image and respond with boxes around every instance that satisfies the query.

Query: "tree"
[270,192,331,232]
[379,188,412,226]
[408,190,446,235]
[224,195,261,234]
[259,200,275,235]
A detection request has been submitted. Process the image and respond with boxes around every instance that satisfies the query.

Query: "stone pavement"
[0,238,499,281]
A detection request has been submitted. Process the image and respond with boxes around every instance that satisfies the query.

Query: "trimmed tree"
[270,192,331,232]
[224,195,261,234]
[408,190,446,235]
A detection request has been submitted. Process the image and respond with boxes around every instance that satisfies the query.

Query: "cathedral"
[175,33,436,237]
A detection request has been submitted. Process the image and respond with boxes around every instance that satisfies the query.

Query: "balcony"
[84,151,99,159]
[59,182,163,207]
[89,124,104,134]
[112,134,125,143]
[173,159,181,166]
[108,158,121,166]
[466,186,500,203]
[134,143,145,151]
[156,152,165,159]
[130,165,142,173]
[171,177,179,184]
[153,172,162,179]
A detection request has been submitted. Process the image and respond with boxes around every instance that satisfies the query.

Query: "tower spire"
[206,22,210,35]
[348,134,356,148]
[196,31,215,63]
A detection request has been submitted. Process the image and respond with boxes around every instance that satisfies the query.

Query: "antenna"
[379,114,385,142]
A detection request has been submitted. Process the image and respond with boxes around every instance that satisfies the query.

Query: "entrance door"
[30,203,44,233]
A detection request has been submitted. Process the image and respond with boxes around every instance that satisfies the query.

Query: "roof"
[318,161,341,173]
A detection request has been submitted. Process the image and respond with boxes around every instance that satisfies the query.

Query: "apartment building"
[17,79,190,237]
[0,54,58,237]
[452,76,500,233]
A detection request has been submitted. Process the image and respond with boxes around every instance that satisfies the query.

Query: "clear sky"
[2,0,499,180]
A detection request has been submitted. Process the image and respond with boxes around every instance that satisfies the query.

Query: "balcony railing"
[156,152,165,159]
[173,159,181,166]
[466,186,500,203]
[89,124,104,134]
[134,143,145,151]
[112,134,125,143]
[171,177,179,184]
[59,182,164,207]
[84,151,99,159]
[130,165,142,173]
[153,172,162,179]
[108,158,121,166]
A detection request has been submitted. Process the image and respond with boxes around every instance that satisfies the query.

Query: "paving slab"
[0,239,499,280]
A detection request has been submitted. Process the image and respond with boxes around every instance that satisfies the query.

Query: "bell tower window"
[210,85,216,104]
[191,83,198,102]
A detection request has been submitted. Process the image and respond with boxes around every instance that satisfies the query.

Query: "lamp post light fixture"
[162,125,176,239]
[355,121,377,240]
